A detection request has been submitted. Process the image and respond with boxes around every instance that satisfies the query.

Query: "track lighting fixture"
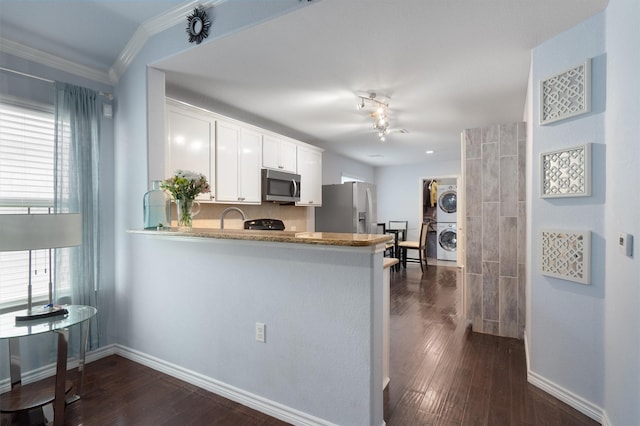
[356,92,391,142]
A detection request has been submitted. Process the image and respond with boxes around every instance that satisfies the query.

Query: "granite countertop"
[128,228,393,247]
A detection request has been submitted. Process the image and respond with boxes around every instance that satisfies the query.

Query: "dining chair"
[387,221,408,241]
[398,222,429,272]
[377,223,396,258]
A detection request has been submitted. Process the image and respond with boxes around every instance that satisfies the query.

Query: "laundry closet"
[422,177,458,263]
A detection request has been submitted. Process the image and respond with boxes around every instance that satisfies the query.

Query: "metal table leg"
[66,319,90,403]
[53,328,69,426]
[8,337,21,388]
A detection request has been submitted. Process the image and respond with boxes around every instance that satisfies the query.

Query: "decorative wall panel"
[540,59,591,125]
[540,229,591,285]
[540,143,591,198]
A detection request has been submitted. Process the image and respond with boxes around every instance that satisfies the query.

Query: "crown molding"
[110,0,225,83]
[0,37,112,86]
[0,1,225,87]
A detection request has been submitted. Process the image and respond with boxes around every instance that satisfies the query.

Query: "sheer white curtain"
[54,82,100,349]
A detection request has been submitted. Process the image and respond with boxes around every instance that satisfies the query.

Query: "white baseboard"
[112,344,338,426]
[0,343,351,425]
[0,343,117,394]
[523,332,603,424]
[527,371,602,424]
[86,343,118,362]
[0,361,55,393]
[527,369,603,423]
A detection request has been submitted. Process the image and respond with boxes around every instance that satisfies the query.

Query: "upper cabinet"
[296,145,323,206]
[216,120,262,204]
[165,100,214,201]
[262,136,297,173]
[165,97,323,207]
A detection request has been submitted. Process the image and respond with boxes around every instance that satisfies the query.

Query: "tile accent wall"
[463,123,526,339]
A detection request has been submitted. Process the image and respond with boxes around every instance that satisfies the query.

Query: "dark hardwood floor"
[384,263,598,426]
[2,263,598,426]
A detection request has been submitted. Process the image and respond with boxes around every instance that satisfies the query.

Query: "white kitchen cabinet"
[216,120,262,204]
[296,146,322,206]
[165,101,214,201]
[262,135,297,173]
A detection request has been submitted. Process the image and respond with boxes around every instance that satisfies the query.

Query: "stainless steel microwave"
[262,169,301,203]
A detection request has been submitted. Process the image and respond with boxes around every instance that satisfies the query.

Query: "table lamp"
[0,213,82,321]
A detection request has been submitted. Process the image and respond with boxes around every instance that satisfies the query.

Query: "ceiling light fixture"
[357,92,391,142]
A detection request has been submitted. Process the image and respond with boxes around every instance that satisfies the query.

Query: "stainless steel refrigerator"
[315,182,377,234]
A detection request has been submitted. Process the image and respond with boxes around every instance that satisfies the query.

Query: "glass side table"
[0,305,97,426]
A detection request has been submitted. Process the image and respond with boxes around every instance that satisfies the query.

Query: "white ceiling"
[0,0,608,166]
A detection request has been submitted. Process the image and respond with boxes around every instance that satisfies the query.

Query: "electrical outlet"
[619,233,633,257]
[255,322,266,343]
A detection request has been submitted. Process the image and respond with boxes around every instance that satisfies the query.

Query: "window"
[0,99,70,309]
[341,174,364,184]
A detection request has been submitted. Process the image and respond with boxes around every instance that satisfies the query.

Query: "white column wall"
[603,1,640,425]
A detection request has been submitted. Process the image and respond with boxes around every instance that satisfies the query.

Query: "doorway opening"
[420,176,459,267]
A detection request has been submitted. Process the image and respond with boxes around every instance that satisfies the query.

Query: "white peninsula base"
[121,230,389,426]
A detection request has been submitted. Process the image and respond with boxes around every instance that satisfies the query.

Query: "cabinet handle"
[278,165,284,169]
[238,197,245,201]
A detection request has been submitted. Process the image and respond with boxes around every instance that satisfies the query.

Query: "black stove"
[244,218,286,231]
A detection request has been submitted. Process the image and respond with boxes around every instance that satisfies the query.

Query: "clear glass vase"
[175,198,201,231]
[143,180,171,229]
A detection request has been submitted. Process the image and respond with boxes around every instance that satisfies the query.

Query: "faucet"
[220,207,247,230]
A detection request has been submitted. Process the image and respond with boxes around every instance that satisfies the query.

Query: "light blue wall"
[0,52,115,378]
[530,11,606,412]
[322,150,375,185]
[111,1,391,424]
[119,234,384,425]
[375,160,460,241]
[6,1,639,423]
[528,4,640,424]
[603,1,640,425]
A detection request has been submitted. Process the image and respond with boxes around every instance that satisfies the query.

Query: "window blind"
[0,100,69,308]
[0,102,55,207]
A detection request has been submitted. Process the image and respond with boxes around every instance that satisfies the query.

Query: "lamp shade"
[0,213,82,251]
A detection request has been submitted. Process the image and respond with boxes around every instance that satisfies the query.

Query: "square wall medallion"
[540,143,591,198]
[540,59,591,125]
[540,229,591,285]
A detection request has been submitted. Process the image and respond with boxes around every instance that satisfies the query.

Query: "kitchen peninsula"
[129,227,392,246]
[123,228,392,426]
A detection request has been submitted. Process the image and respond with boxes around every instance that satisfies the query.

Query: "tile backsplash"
[170,202,311,232]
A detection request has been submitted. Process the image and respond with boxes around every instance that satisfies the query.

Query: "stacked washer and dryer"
[436,184,457,262]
